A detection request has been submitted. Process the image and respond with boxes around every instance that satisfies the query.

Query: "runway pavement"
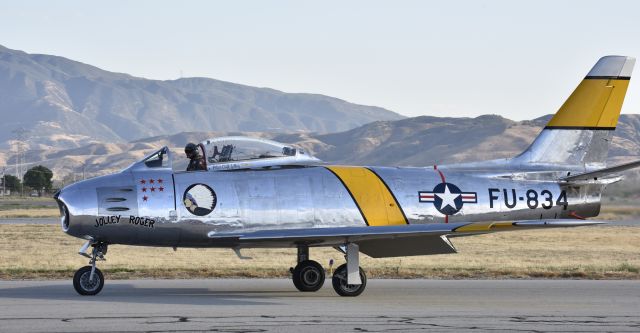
[0,279,638,332]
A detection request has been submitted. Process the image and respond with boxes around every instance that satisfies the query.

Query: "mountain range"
[1,45,639,191]
[2,114,639,185]
[0,45,402,149]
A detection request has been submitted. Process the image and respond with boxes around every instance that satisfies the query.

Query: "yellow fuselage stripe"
[546,78,630,129]
[326,166,408,226]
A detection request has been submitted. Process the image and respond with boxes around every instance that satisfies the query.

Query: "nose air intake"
[54,190,70,232]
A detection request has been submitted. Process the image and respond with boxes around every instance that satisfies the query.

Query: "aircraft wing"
[208,219,604,258]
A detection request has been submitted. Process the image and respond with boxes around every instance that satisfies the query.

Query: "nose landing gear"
[73,242,107,296]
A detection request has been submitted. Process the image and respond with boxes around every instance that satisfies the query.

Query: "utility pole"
[1,167,5,197]
[13,140,18,179]
[12,127,30,197]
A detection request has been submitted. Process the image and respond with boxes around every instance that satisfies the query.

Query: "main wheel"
[73,266,104,296]
[292,260,325,292]
[331,264,367,297]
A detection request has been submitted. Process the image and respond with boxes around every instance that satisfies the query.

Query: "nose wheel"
[73,242,107,296]
[73,266,104,295]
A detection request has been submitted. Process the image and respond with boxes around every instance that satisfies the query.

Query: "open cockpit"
[201,136,322,171]
[128,136,323,172]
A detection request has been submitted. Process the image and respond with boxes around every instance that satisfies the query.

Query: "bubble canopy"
[127,137,322,172]
[200,136,322,171]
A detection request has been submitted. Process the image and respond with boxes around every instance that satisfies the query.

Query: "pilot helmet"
[185,143,199,158]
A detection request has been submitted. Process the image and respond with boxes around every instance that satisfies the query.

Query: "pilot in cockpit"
[184,143,206,171]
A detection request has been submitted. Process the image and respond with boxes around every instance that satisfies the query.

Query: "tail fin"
[515,56,635,167]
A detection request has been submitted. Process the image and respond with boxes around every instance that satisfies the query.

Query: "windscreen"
[143,147,171,168]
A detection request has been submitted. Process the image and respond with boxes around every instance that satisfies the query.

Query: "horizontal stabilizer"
[561,159,640,182]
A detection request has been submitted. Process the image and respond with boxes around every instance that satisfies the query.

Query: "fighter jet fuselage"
[55,56,636,297]
[61,164,596,248]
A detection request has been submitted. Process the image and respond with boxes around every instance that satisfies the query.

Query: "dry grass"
[0,224,639,280]
[0,197,59,218]
[0,196,54,202]
[0,208,60,218]
[598,205,640,220]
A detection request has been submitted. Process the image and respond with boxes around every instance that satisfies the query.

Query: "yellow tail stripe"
[546,78,630,129]
[326,166,408,226]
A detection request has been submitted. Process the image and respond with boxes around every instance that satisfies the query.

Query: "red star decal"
[141,187,147,192]
[149,179,155,184]
[159,186,165,192]
[143,195,148,201]
[150,187,156,192]
[140,179,146,184]
[157,179,163,184]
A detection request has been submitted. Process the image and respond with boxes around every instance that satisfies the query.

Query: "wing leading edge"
[207,220,605,258]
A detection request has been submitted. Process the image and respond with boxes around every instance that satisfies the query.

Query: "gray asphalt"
[0,279,638,332]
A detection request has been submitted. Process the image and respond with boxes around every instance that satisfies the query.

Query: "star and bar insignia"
[419,182,477,215]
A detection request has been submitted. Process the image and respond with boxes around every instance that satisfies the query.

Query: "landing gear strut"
[332,264,367,297]
[331,243,367,297]
[73,242,107,296]
[290,244,368,296]
[291,246,325,292]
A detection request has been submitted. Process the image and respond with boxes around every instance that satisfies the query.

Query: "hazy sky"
[2,0,640,119]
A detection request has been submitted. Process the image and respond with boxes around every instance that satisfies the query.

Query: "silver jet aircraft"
[56,56,638,296]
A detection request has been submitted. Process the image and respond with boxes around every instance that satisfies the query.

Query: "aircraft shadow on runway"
[0,283,312,306]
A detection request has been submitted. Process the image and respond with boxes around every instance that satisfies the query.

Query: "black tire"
[292,260,325,292]
[331,264,367,297]
[73,266,104,296]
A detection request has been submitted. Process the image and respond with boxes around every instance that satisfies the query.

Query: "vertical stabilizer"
[514,56,635,167]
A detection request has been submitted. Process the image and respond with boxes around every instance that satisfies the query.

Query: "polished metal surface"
[56,139,614,250]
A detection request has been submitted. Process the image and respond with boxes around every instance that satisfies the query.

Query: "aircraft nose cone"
[54,189,71,232]
[54,173,134,237]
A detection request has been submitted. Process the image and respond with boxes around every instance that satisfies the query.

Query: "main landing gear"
[73,241,107,296]
[291,246,325,292]
[290,244,367,297]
